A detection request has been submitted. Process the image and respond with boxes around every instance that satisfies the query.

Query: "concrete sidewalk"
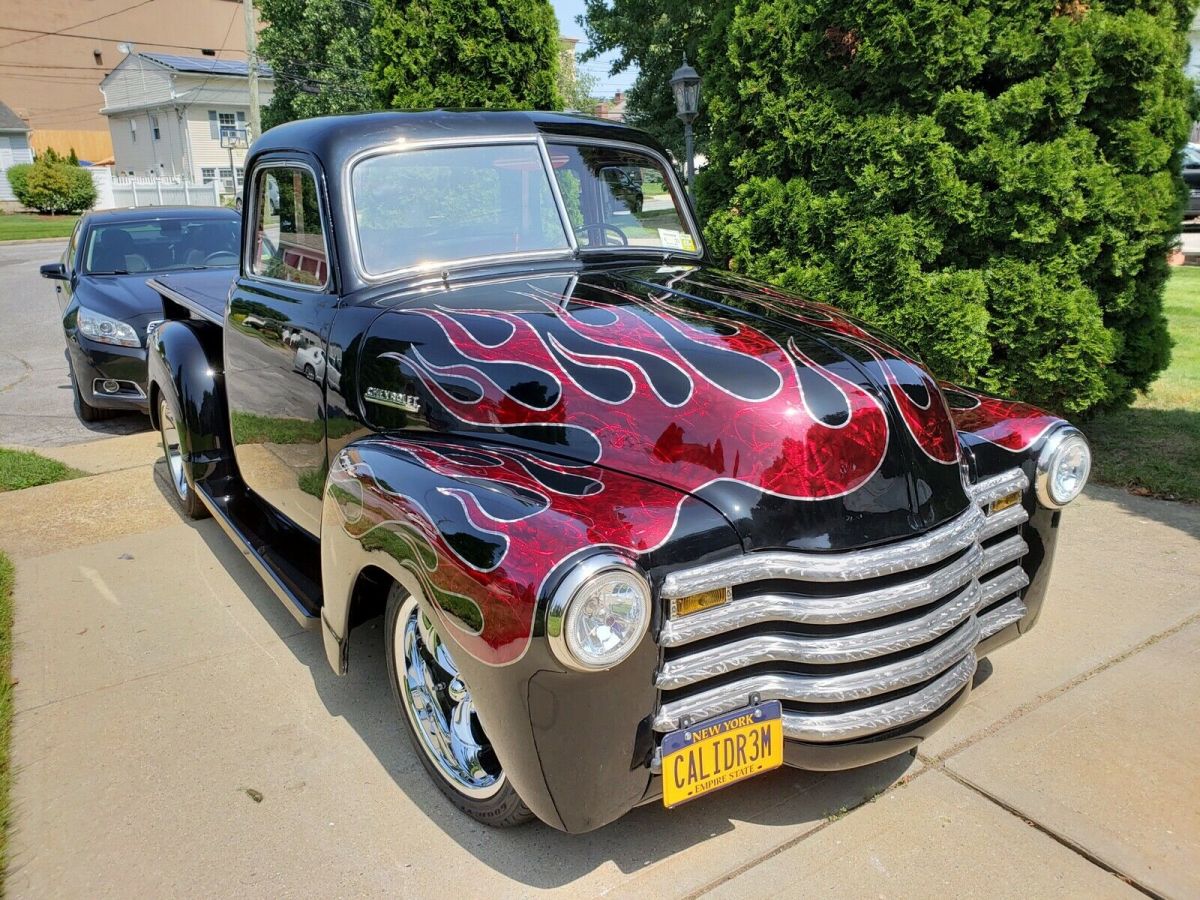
[2,432,1198,897]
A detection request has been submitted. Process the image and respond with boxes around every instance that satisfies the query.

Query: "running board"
[196,484,321,629]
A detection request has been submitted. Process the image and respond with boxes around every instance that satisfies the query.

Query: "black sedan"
[40,206,240,421]
[1184,143,1200,220]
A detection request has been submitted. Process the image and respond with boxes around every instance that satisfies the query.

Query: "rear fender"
[148,319,237,495]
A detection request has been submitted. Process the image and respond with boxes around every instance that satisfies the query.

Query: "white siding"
[185,105,251,184]
[174,73,275,111]
[100,58,274,186]
[100,56,175,112]
[111,108,191,177]
[0,132,34,202]
[108,112,158,175]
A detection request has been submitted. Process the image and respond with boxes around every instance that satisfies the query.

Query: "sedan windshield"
[83,218,240,275]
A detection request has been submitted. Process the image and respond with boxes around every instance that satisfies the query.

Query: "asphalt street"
[0,239,150,447]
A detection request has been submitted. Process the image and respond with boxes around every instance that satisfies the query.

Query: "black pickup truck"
[146,110,1091,833]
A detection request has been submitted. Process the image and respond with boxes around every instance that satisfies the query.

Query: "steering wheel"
[203,250,238,266]
[574,222,629,247]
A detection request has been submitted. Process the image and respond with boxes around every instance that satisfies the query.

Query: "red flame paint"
[394,292,894,500]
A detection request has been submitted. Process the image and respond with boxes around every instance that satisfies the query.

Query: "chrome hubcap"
[159,399,188,501]
[395,595,504,799]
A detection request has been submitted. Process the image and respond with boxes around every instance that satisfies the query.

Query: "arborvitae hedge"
[700,0,1198,415]
[371,0,562,110]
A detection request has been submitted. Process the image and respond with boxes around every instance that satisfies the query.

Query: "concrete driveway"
[0,239,150,447]
[1,431,1197,898]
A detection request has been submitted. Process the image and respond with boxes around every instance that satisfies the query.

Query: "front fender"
[147,319,237,495]
[319,433,740,832]
[943,383,1076,646]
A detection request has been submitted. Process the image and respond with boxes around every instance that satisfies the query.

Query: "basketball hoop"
[220,128,249,150]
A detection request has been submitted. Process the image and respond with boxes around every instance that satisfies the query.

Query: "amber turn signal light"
[990,491,1022,514]
[671,587,731,618]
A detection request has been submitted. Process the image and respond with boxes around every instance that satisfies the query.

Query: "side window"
[250,165,329,288]
[65,220,82,272]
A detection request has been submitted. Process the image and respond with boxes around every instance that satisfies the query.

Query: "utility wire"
[0,25,246,55]
[0,0,158,52]
[0,62,116,71]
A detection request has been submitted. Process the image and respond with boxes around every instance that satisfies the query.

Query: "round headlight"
[546,555,651,672]
[1036,427,1091,508]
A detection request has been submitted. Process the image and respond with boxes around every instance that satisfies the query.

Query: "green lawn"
[1088,266,1200,502]
[0,448,83,492]
[0,214,78,242]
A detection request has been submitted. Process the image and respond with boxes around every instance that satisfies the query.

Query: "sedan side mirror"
[40,262,68,281]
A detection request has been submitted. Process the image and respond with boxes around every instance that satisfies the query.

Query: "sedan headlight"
[547,554,651,671]
[1036,427,1091,508]
[76,305,140,347]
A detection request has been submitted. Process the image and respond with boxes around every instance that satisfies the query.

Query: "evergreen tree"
[580,0,728,159]
[370,0,562,109]
[257,0,377,129]
[589,0,1198,415]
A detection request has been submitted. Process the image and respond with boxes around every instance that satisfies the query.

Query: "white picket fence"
[90,169,222,210]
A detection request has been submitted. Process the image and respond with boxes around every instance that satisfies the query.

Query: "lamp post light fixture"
[670,53,701,199]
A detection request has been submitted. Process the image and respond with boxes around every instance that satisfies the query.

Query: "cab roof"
[249,110,671,172]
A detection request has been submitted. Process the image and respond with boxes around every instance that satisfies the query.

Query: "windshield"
[547,143,698,254]
[83,218,239,274]
[351,143,570,276]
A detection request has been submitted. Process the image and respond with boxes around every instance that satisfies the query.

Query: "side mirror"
[40,262,68,281]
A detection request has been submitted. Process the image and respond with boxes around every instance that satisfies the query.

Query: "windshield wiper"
[90,270,130,275]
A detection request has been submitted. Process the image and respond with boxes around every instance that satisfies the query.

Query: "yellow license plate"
[661,701,784,807]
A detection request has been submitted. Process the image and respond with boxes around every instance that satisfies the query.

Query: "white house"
[0,100,34,208]
[100,52,275,195]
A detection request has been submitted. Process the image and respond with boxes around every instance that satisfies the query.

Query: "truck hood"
[357,265,971,551]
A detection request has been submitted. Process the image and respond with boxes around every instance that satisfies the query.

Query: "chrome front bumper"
[651,470,1031,755]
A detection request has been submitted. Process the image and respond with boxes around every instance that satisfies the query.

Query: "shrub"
[5,164,31,204]
[698,0,1199,416]
[9,156,95,214]
[371,0,562,110]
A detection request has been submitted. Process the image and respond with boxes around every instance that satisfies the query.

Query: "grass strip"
[1088,267,1200,502]
[0,448,84,492]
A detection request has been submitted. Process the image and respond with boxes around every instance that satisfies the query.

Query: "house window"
[218,112,236,129]
[201,167,217,184]
[150,115,160,141]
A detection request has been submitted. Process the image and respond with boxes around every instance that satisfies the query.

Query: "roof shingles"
[0,99,29,133]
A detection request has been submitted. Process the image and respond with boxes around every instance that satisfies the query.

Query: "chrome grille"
[653,469,1030,746]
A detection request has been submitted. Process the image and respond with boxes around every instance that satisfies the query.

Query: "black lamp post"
[670,53,701,199]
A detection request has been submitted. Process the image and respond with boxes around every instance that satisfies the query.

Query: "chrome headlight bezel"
[76,304,141,348]
[546,553,651,672]
[1035,426,1091,509]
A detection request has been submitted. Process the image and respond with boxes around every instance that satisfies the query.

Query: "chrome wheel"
[159,398,188,501]
[394,594,505,800]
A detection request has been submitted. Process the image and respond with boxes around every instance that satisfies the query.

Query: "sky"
[550,0,639,99]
